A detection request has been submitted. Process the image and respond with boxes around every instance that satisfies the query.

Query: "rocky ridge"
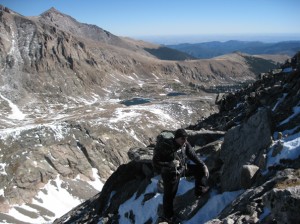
[54,53,300,223]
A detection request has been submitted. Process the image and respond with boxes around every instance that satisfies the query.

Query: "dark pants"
[161,163,205,218]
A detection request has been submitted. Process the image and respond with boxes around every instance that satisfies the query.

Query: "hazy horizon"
[134,33,300,45]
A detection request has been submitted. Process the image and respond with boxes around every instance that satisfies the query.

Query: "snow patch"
[32,176,82,218]
[132,73,139,79]
[7,207,45,224]
[127,129,146,146]
[152,73,159,79]
[118,176,163,224]
[87,168,104,192]
[109,108,141,123]
[44,123,70,141]
[8,28,23,65]
[0,94,26,120]
[6,175,82,223]
[272,93,287,111]
[0,163,7,175]
[266,131,300,170]
[117,175,244,224]
[188,190,244,223]
[77,93,99,105]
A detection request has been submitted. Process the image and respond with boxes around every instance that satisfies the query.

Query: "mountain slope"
[38,7,150,55]
[37,7,195,61]
[53,53,300,224]
[0,5,287,107]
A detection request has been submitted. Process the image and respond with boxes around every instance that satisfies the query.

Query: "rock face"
[220,108,272,191]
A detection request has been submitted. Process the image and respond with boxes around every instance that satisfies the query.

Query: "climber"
[153,128,209,223]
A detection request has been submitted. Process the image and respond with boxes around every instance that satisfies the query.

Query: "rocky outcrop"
[263,172,300,224]
[206,169,300,224]
[220,108,272,191]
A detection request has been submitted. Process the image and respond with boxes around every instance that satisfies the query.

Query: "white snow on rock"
[88,168,104,191]
[117,176,243,224]
[118,176,163,224]
[272,93,287,111]
[0,94,26,120]
[188,190,244,224]
[0,122,69,141]
[7,175,83,223]
[0,163,7,175]
[266,131,300,170]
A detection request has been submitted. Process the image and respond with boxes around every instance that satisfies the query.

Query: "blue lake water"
[167,92,187,96]
[120,97,152,106]
[120,92,187,106]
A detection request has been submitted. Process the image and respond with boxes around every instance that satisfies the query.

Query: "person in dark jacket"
[153,128,209,222]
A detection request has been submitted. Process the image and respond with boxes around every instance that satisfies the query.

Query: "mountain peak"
[48,7,59,12]
[40,7,65,17]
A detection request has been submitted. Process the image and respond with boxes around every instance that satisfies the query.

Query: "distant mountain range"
[167,40,300,59]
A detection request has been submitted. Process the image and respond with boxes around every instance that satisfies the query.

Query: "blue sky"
[1,0,300,38]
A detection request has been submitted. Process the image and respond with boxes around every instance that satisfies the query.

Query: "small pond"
[120,97,152,106]
[167,92,187,97]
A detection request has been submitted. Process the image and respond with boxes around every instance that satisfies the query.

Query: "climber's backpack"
[154,131,175,155]
[152,131,176,172]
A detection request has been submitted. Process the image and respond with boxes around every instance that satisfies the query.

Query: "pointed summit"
[39,6,77,29]
[38,7,122,45]
[46,7,60,14]
[48,7,58,11]
[40,7,66,19]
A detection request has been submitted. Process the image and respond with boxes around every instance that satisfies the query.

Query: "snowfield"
[3,173,103,224]
[116,176,243,224]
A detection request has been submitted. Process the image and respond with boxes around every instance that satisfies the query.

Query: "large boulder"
[240,165,260,189]
[220,108,272,191]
